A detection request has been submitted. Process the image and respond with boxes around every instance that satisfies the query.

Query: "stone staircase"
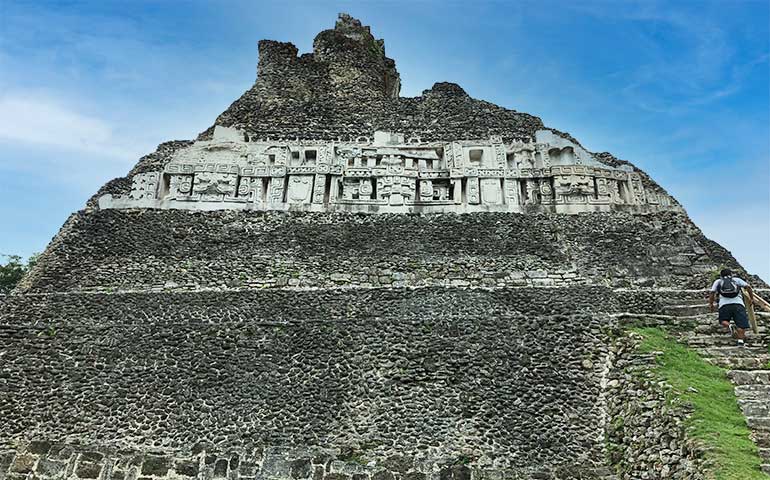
[655,290,770,475]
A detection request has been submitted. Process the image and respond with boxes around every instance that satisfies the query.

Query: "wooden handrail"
[753,293,770,312]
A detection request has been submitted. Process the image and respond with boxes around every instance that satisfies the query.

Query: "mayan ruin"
[2,12,769,480]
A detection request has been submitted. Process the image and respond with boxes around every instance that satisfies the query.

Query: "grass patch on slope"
[632,327,767,480]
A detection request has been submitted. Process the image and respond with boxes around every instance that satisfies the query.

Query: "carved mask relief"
[193,172,237,201]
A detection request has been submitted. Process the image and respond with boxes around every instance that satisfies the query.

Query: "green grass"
[632,327,768,479]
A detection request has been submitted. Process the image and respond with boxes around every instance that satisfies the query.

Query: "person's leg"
[718,306,733,335]
[734,305,750,343]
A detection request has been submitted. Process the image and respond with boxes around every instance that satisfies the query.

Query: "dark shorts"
[718,304,750,329]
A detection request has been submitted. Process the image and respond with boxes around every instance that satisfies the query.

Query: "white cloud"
[0,92,140,161]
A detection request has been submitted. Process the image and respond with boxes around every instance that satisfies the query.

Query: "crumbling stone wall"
[18,210,741,294]
[604,333,706,479]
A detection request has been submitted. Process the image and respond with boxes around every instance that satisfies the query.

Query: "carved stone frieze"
[99,126,680,214]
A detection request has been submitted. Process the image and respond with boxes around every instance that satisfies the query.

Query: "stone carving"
[480,178,503,205]
[554,174,593,204]
[539,180,554,205]
[287,175,314,204]
[419,179,433,201]
[192,172,238,201]
[129,173,160,200]
[101,126,680,214]
[237,177,263,203]
[504,178,519,204]
[523,179,540,206]
[168,174,193,199]
[594,177,612,204]
[312,174,327,204]
[466,177,481,205]
[629,176,646,205]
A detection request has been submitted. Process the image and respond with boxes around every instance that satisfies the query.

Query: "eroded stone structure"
[101,127,676,213]
[2,12,767,480]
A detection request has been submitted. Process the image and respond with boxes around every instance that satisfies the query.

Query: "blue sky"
[1,0,768,280]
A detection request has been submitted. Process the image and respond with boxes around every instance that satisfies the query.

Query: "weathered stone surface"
[142,456,171,476]
[16,210,757,295]
[9,454,35,474]
[0,292,611,467]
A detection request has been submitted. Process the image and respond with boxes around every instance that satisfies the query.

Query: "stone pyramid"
[2,13,768,480]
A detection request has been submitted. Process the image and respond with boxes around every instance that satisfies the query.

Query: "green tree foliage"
[0,254,39,293]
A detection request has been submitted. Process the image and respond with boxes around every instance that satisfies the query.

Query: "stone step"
[759,447,770,460]
[617,312,769,330]
[735,385,770,401]
[677,311,767,323]
[684,334,770,348]
[763,463,770,475]
[728,370,770,386]
[694,324,768,335]
[737,400,770,417]
[706,356,770,370]
[754,431,770,448]
[747,416,770,431]
[662,304,711,316]
[658,300,709,309]
[701,346,770,358]
[656,291,710,303]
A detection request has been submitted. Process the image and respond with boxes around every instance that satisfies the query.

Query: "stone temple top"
[93,13,680,214]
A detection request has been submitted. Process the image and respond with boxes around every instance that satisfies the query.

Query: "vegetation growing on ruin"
[633,327,766,480]
[0,254,38,293]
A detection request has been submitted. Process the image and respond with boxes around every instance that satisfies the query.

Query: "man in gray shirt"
[709,268,755,346]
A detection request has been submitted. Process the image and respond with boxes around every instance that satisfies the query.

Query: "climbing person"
[709,268,754,347]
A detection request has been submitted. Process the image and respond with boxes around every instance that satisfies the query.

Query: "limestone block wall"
[0,443,613,480]
[1,287,626,477]
[18,211,742,294]
[0,286,664,325]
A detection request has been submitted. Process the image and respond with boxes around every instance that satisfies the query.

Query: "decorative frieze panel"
[128,172,160,200]
[99,126,680,213]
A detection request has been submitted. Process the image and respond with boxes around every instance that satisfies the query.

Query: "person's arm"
[709,279,720,312]
[736,278,754,304]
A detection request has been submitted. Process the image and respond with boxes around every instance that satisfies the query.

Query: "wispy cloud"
[0,92,140,161]
[569,1,768,114]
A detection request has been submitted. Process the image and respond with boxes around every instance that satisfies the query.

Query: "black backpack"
[718,276,741,298]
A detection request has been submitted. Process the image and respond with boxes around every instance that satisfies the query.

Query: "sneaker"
[737,339,745,347]
[728,324,737,338]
